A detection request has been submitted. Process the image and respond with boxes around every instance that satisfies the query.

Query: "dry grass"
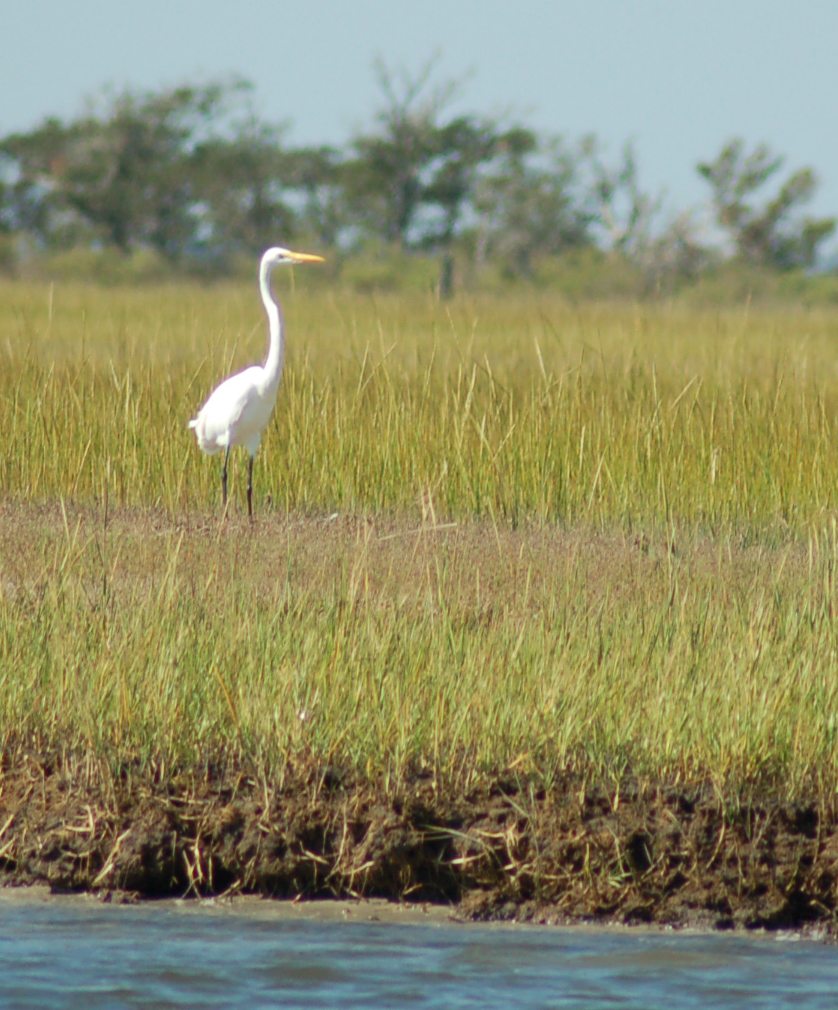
[1,503,835,798]
[1,279,837,798]
[2,280,837,530]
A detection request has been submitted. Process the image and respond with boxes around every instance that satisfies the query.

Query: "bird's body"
[189,246,324,516]
[189,364,279,458]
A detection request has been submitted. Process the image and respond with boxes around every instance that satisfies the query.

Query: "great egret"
[189,245,325,518]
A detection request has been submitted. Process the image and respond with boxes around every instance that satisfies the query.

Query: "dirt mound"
[1,752,835,936]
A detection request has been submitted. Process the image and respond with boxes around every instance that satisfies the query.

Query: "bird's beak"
[287,250,326,264]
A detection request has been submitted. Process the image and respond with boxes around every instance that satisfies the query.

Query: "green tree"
[191,117,295,258]
[346,59,511,294]
[472,132,593,277]
[421,117,500,244]
[583,138,660,255]
[346,58,472,249]
[697,139,835,269]
[421,115,512,295]
[0,116,85,247]
[281,145,350,249]
[1,79,250,259]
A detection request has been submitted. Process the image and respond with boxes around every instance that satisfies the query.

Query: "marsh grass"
[3,280,837,529]
[1,506,836,800]
[1,279,837,799]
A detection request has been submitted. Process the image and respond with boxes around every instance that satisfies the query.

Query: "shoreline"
[0,885,458,928]
[2,752,835,939]
[1,885,832,945]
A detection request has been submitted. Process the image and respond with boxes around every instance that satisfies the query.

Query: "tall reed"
[1,280,836,795]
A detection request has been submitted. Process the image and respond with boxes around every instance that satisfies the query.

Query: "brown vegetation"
[2,288,836,934]
[1,505,836,935]
[1,748,836,935]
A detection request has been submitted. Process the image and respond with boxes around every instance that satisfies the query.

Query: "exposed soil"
[1,750,836,937]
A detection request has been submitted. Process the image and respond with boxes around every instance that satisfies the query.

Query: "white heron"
[189,245,325,518]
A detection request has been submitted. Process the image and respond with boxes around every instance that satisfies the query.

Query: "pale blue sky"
[4,0,836,240]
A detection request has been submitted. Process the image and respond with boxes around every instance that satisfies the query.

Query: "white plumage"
[189,245,325,517]
[190,365,275,457]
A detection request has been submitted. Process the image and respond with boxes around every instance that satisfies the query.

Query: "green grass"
[2,280,836,529]
[1,278,836,799]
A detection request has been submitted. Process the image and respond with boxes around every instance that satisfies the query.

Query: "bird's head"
[262,246,325,268]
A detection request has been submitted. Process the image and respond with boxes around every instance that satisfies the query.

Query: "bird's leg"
[246,455,254,521]
[221,446,230,512]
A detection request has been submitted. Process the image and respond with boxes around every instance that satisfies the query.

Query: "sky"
[3,0,837,245]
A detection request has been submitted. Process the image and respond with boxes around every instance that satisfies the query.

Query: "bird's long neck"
[259,258,285,389]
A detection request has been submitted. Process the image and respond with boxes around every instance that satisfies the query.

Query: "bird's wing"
[191,366,264,451]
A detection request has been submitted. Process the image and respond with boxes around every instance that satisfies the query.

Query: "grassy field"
[1,277,836,801]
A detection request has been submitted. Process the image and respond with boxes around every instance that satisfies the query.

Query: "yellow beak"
[287,250,326,264]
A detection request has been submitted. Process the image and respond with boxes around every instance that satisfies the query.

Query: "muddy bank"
[1,752,836,937]
[0,884,459,928]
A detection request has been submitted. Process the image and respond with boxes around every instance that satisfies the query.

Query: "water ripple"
[0,894,835,1009]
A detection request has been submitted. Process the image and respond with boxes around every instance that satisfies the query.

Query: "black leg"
[221,446,230,509]
[247,455,254,520]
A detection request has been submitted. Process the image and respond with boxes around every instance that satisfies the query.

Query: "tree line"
[1,64,834,293]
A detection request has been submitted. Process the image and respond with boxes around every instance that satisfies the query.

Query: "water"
[1,892,836,1009]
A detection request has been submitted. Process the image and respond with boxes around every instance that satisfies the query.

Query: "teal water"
[0,895,836,1008]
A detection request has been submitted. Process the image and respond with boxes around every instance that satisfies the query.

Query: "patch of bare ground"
[1,750,835,937]
[0,500,812,617]
[2,504,835,934]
